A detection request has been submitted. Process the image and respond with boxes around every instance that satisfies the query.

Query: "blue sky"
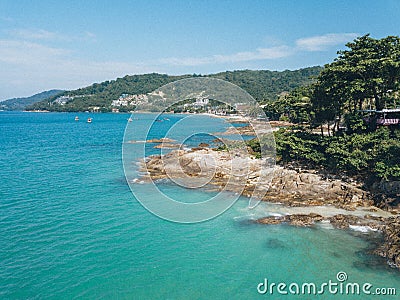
[0,0,399,100]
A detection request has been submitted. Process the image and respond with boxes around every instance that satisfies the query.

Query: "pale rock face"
[142,147,370,209]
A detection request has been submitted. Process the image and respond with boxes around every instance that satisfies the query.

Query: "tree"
[311,34,400,129]
[264,85,314,123]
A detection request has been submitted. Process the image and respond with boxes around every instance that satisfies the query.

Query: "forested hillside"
[1,90,63,111]
[28,67,322,112]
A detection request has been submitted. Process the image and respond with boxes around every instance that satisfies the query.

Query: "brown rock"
[256,213,324,227]
[286,213,324,226]
[329,214,371,229]
[374,217,400,269]
[147,137,176,143]
[256,216,285,225]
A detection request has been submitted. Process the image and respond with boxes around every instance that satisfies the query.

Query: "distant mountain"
[28,67,323,112]
[0,90,64,111]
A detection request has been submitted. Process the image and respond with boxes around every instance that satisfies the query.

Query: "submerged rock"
[265,238,286,249]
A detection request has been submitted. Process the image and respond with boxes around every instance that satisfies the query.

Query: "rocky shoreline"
[139,146,400,270]
[256,213,400,269]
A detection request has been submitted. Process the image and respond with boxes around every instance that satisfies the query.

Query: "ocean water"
[0,111,399,299]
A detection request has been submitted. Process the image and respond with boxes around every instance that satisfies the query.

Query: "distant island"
[0,90,64,111]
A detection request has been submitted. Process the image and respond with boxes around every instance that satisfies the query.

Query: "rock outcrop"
[373,217,400,269]
[139,147,400,270]
[146,138,176,143]
[257,213,324,226]
[141,147,371,210]
[263,168,372,210]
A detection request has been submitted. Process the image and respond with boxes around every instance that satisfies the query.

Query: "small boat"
[127,117,133,122]
[87,117,92,123]
[75,116,79,121]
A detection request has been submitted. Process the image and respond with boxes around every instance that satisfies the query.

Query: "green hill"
[28,67,322,112]
[211,67,322,101]
[1,90,64,111]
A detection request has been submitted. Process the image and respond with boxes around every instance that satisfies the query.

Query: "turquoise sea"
[0,111,399,299]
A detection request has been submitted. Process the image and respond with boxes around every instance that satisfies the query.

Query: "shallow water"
[0,112,398,299]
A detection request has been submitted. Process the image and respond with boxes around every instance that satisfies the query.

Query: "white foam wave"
[268,212,284,217]
[349,225,378,233]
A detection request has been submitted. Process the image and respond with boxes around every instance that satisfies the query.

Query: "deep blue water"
[0,111,398,299]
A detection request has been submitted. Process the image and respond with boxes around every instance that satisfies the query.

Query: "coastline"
[139,143,400,270]
[16,110,400,269]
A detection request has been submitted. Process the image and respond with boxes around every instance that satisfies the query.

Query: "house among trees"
[193,97,209,106]
[376,108,400,126]
[362,108,400,127]
[54,95,73,105]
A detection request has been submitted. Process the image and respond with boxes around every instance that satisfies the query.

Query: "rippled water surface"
[0,112,398,299]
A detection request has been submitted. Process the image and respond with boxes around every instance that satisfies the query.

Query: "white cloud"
[0,31,360,99]
[8,28,97,42]
[296,33,359,51]
[0,40,70,65]
[159,33,359,67]
[0,39,150,74]
[0,39,155,99]
[214,46,292,62]
[160,46,292,66]
[9,28,58,40]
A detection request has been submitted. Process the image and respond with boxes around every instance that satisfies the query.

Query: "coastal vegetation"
[266,35,400,128]
[28,34,400,206]
[274,127,400,181]
[263,35,400,206]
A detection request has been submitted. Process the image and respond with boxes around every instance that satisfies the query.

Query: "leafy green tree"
[311,34,400,130]
[265,86,314,123]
